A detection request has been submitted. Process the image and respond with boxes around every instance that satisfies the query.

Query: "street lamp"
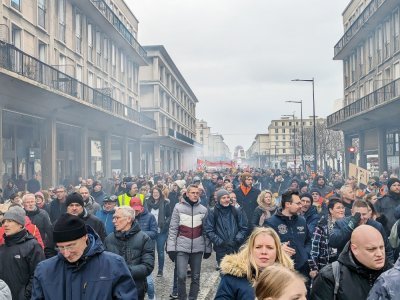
[292,78,317,173]
[286,100,304,172]
[282,114,296,172]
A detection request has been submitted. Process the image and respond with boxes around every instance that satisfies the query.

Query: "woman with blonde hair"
[254,265,307,300]
[215,227,293,299]
[252,190,277,228]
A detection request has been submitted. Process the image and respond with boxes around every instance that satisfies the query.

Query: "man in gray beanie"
[204,188,248,266]
[0,206,45,300]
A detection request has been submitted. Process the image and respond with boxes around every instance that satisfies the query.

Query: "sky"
[128,0,351,152]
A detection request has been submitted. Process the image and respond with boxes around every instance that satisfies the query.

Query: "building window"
[394,10,400,52]
[88,71,94,87]
[87,23,93,62]
[377,27,383,64]
[111,43,116,77]
[38,0,46,29]
[368,36,374,71]
[58,0,66,42]
[11,0,21,11]
[394,62,400,79]
[96,31,101,67]
[11,25,22,49]
[384,20,391,59]
[75,10,82,53]
[38,41,46,62]
[103,38,109,73]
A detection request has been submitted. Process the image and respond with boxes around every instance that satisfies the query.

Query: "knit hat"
[3,206,26,226]
[53,213,87,243]
[310,188,321,196]
[387,178,400,190]
[130,197,143,210]
[216,189,230,203]
[65,192,84,208]
[300,192,314,204]
[34,191,44,199]
[103,195,118,203]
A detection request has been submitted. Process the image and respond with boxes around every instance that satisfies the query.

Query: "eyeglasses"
[55,242,79,253]
[112,216,126,220]
[189,192,200,195]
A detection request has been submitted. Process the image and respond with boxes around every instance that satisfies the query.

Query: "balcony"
[327,78,400,129]
[0,42,155,130]
[334,0,395,60]
[89,0,146,62]
[168,128,194,145]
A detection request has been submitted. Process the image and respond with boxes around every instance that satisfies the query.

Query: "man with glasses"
[375,178,400,236]
[105,206,154,300]
[32,213,137,299]
[95,195,118,235]
[264,190,312,277]
[49,185,67,223]
[166,184,212,300]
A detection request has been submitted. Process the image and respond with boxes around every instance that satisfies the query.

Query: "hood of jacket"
[274,208,299,221]
[114,220,141,241]
[220,252,248,278]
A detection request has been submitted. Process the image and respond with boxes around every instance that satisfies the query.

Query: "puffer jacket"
[84,195,101,215]
[104,221,154,298]
[95,209,115,235]
[166,197,212,254]
[204,203,248,254]
[0,229,45,300]
[367,257,400,299]
[0,279,11,300]
[215,252,255,299]
[135,208,158,240]
[32,226,137,300]
[311,242,391,300]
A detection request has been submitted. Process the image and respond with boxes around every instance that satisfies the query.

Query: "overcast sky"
[129,0,350,152]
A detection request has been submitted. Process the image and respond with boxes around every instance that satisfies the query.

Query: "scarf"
[147,198,166,230]
[258,205,277,226]
[240,184,251,196]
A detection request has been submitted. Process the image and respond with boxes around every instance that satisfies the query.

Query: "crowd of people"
[0,168,400,299]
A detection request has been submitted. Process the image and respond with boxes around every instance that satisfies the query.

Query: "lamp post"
[282,114,296,172]
[292,78,317,173]
[286,100,304,172]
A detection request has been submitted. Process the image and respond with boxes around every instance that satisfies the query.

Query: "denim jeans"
[156,231,168,272]
[176,252,203,300]
[146,274,155,299]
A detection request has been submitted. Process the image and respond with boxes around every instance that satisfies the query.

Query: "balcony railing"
[334,0,385,57]
[0,42,155,130]
[168,128,194,145]
[327,78,400,127]
[90,0,147,60]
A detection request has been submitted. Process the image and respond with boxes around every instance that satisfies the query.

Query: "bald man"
[311,225,392,300]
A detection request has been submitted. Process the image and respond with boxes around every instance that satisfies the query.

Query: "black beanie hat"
[300,192,314,204]
[53,213,87,243]
[65,192,84,208]
[387,178,400,190]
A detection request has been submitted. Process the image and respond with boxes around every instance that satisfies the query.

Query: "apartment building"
[139,45,197,173]
[0,0,155,187]
[246,134,270,168]
[328,0,400,174]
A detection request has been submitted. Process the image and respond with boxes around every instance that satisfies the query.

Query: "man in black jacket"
[49,185,67,222]
[105,206,154,300]
[311,225,392,300]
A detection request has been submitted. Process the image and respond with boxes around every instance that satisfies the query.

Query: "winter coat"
[135,208,158,240]
[104,221,154,298]
[146,198,172,234]
[0,216,44,249]
[32,226,138,300]
[0,279,12,300]
[91,190,106,205]
[48,199,67,223]
[264,209,311,270]
[0,229,45,300]
[312,176,332,197]
[25,207,52,245]
[234,186,260,232]
[81,209,107,242]
[329,216,394,263]
[168,190,180,213]
[95,209,115,235]
[166,197,212,254]
[215,252,255,299]
[367,257,400,299]
[252,206,277,228]
[375,191,400,236]
[308,215,339,271]
[311,242,391,300]
[3,185,18,200]
[84,196,101,215]
[303,205,321,236]
[204,203,248,255]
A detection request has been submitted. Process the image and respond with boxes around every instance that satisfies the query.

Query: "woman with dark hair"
[308,198,345,279]
[146,187,171,277]
[168,182,180,213]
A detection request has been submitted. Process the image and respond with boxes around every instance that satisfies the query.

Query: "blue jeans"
[156,231,168,272]
[146,274,155,299]
[176,252,203,300]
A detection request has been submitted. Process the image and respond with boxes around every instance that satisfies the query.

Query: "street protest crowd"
[0,168,399,299]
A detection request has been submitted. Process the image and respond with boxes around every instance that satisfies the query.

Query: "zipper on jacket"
[191,204,194,253]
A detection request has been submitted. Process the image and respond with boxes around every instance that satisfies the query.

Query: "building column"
[378,126,388,173]
[358,131,367,169]
[121,137,128,176]
[133,142,141,175]
[81,127,88,179]
[42,118,57,188]
[154,142,161,173]
[0,107,3,180]
[344,134,353,177]
[104,133,111,178]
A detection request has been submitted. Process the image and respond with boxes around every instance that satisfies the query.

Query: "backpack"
[332,261,341,300]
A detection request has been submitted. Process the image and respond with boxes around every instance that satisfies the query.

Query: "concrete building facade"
[195,119,230,161]
[328,0,400,175]
[0,0,156,188]
[246,134,270,168]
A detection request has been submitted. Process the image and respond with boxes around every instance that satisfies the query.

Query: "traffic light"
[348,146,356,159]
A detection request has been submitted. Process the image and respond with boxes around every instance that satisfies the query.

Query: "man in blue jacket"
[31,213,137,300]
[264,189,311,277]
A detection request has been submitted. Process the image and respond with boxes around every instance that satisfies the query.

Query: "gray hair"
[116,206,135,221]
[22,193,35,203]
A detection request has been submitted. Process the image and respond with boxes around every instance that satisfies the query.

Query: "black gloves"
[167,251,176,262]
[348,212,361,230]
[203,252,211,259]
